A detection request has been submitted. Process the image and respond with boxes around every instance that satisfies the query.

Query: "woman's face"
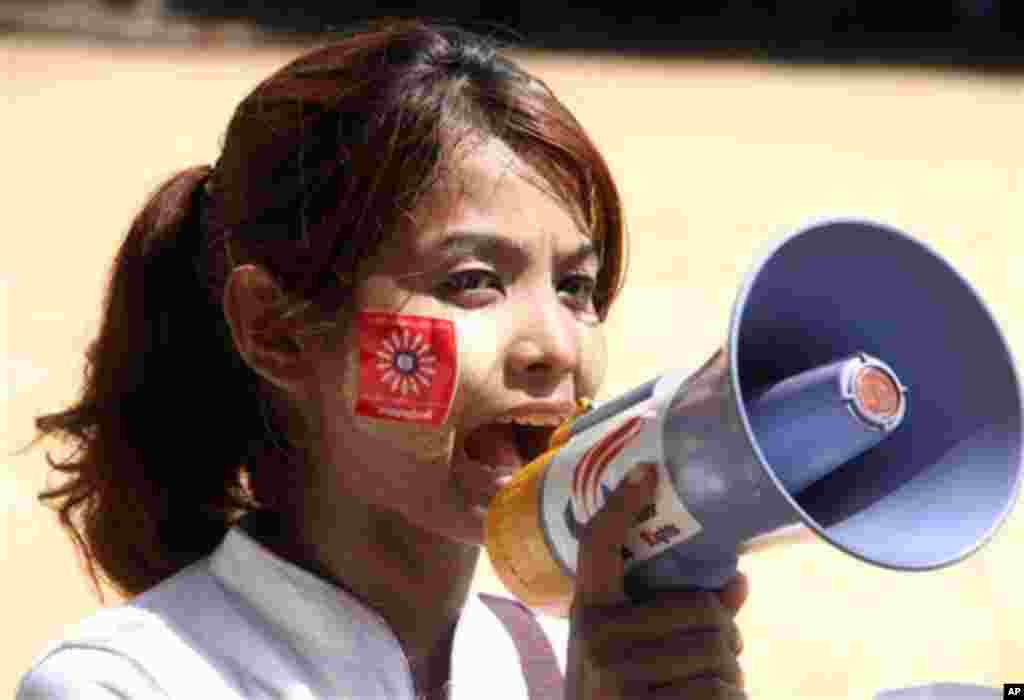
[306,140,609,545]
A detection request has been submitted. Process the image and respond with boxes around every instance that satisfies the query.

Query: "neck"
[250,492,480,696]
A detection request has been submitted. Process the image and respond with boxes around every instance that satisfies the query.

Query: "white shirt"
[17,525,568,699]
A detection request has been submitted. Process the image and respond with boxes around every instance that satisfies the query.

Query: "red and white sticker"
[354,311,458,426]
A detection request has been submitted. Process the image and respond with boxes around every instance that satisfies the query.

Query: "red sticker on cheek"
[354,311,458,426]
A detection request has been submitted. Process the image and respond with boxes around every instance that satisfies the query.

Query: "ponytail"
[36,165,262,597]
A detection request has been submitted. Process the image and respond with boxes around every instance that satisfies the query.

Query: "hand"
[565,462,748,699]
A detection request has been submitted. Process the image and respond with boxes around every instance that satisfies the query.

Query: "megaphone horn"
[485,217,1023,616]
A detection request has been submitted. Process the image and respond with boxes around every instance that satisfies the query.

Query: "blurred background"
[3,0,1024,66]
[3,1,1021,698]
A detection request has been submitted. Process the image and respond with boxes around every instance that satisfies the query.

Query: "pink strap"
[478,594,564,700]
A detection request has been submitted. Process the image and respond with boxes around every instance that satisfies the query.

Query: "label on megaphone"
[540,395,704,574]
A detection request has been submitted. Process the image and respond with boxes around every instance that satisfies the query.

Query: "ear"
[222,264,308,395]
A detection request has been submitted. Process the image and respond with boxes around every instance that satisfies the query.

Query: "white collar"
[208,524,559,699]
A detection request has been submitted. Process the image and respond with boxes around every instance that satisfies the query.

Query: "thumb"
[716,571,750,616]
[574,461,658,607]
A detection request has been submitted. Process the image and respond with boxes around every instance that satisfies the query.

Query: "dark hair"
[34,19,627,597]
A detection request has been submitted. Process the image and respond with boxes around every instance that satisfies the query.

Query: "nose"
[506,292,580,391]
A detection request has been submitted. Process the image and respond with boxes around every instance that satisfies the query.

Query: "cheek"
[450,314,503,410]
[577,325,608,399]
[329,312,603,459]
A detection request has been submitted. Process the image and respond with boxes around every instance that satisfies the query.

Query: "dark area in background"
[160,0,1024,71]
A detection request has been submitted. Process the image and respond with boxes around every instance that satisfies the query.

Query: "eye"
[558,274,597,312]
[437,268,505,305]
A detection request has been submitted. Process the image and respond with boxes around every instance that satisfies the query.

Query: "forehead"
[380,140,595,268]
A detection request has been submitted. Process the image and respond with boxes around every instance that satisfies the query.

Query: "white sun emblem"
[376,328,437,396]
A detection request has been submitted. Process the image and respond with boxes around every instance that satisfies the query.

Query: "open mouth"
[462,421,557,472]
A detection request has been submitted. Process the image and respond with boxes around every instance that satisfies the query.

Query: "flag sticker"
[354,311,457,425]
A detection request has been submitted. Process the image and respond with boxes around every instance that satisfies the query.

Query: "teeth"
[494,414,566,427]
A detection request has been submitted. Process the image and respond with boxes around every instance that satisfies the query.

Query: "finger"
[648,676,748,700]
[585,590,740,661]
[715,571,750,616]
[605,618,743,688]
[574,461,657,607]
[715,573,748,656]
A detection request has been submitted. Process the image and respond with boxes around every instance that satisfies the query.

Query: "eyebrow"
[434,231,601,269]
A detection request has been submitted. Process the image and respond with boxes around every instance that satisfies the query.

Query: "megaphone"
[485,216,1023,616]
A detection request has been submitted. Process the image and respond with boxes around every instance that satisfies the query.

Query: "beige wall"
[3,35,1021,698]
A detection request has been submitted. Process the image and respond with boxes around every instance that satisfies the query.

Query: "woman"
[20,20,749,699]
